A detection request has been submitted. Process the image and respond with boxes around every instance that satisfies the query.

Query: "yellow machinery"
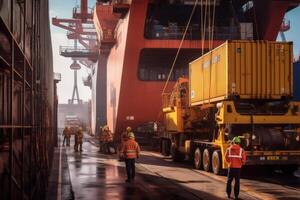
[160,41,300,174]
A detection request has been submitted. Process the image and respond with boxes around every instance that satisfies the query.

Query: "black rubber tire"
[161,139,166,156]
[165,140,171,156]
[281,165,298,175]
[194,148,202,170]
[212,150,224,175]
[202,148,211,172]
[161,139,171,156]
[171,143,184,162]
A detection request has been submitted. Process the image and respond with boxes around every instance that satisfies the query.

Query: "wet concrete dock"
[66,136,201,200]
[47,132,300,200]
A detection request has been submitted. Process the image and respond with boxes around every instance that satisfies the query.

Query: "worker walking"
[75,127,84,152]
[66,126,71,146]
[118,127,131,161]
[74,128,78,151]
[225,137,246,200]
[62,126,69,146]
[122,132,140,183]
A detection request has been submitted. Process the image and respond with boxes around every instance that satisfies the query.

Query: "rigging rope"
[253,2,259,40]
[161,0,199,95]
[210,0,216,50]
[208,0,216,103]
[201,0,208,55]
[200,0,208,102]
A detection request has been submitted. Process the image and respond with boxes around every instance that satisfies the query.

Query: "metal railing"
[112,0,131,4]
[145,24,243,40]
[59,46,97,54]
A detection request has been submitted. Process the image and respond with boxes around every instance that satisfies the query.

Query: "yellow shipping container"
[189,40,293,106]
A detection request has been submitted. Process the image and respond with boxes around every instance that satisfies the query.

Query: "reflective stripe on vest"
[228,148,243,158]
[126,150,137,158]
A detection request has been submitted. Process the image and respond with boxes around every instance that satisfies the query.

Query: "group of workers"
[98,125,114,154]
[64,124,246,199]
[62,126,84,152]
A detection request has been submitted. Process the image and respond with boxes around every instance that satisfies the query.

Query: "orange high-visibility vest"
[122,139,140,159]
[225,144,246,168]
[76,131,83,144]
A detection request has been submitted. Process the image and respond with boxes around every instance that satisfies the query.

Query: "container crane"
[52,0,98,104]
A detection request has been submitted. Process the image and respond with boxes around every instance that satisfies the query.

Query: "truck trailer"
[160,40,300,175]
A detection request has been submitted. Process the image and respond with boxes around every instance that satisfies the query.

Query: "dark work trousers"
[125,158,136,181]
[66,137,70,146]
[106,141,115,154]
[226,168,241,198]
[62,136,67,146]
[78,142,83,152]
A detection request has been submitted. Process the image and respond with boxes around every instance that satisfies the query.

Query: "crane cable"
[210,0,216,50]
[208,0,216,103]
[201,0,208,55]
[161,0,199,95]
[201,0,216,104]
[201,0,208,102]
[253,2,259,39]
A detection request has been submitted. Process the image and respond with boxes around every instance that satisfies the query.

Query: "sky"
[49,1,300,103]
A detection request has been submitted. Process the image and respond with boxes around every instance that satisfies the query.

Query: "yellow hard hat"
[127,132,135,139]
[126,126,132,132]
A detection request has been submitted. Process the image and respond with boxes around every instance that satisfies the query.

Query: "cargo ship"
[92,0,300,138]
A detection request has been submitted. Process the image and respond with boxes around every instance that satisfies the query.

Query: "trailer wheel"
[161,139,166,155]
[281,165,298,175]
[171,143,184,162]
[161,139,170,156]
[165,140,170,156]
[194,148,202,170]
[212,150,224,175]
[203,149,211,172]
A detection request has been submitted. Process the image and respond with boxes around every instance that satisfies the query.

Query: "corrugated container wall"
[189,41,293,106]
[0,0,54,199]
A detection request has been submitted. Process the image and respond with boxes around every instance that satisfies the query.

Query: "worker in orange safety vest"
[118,127,131,160]
[75,127,84,152]
[62,126,70,146]
[122,132,140,183]
[225,136,246,200]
